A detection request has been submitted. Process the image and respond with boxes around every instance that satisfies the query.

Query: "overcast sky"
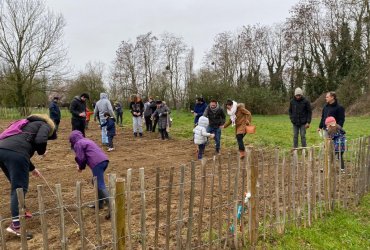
[46,0,299,74]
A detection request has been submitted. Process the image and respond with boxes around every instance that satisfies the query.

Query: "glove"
[158,113,162,117]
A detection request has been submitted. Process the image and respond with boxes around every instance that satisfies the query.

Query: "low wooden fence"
[1,137,369,249]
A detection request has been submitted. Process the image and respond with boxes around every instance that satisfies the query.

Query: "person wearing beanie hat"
[289,87,312,148]
[318,91,345,137]
[325,116,336,127]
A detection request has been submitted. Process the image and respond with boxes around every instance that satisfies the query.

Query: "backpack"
[0,119,30,140]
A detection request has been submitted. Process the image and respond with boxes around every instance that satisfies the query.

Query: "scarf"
[227,101,237,127]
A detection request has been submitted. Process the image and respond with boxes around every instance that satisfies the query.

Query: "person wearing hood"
[203,99,226,154]
[69,93,89,137]
[69,130,111,219]
[0,114,57,239]
[224,100,252,159]
[94,93,115,145]
[318,91,345,137]
[289,87,312,148]
[193,116,215,160]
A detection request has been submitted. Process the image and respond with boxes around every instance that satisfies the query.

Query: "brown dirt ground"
[0,119,232,249]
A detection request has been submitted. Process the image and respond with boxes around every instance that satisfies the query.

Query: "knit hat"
[325,116,336,126]
[294,87,303,96]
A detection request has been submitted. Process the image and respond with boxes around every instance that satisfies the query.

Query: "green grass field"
[262,193,370,249]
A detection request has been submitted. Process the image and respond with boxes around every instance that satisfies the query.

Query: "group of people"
[289,88,346,171]
[0,89,347,240]
[192,97,252,160]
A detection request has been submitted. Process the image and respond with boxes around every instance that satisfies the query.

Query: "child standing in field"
[325,116,346,171]
[85,107,94,129]
[193,116,215,160]
[100,112,116,152]
[69,130,111,219]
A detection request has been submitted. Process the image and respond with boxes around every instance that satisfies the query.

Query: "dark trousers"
[236,133,246,151]
[108,135,114,148]
[145,116,152,131]
[115,112,123,125]
[72,118,86,137]
[152,119,158,132]
[159,128,169,140]
[336,152,345,170]
[0,149,30,219]
[198,144,206,159]
[293,124,307,148]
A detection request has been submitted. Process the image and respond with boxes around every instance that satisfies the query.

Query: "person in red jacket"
[85,107,94,129]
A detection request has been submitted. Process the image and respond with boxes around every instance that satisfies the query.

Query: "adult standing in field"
[318,91,345,137]
[0,114,57,239]
[151,100,171,140]
[191,97,207,126]
[114,101,123,127]
[70,93,89,137]
[49,96,61,133]
[224,100,252,159]
[203,99,226,154]
[144,97,155,132]
[94,93,115,145]
[289,87,312,148]
[129,94,144,137]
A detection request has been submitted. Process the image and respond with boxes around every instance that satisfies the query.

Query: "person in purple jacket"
[69,130,110,219]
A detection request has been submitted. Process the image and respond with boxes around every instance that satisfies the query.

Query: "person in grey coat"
[151,100,171,140]
[94,93,115,145]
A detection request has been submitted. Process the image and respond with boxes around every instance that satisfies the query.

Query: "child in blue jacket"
[100,112,116,151]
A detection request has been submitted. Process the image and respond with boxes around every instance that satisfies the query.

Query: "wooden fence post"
[37,185,48,250]
[0,217,7,250]
[233,153,241,249]
[197,159,207,246]
[55,184,67,250]
[249,148,258,246]
[176,165,185,249]
[126,169,133,250]
[16,188,27,250]
[93,177,102,248]
[186,161,196,250]
[324,139,332,211]
[154,168,159,250]
[139,168,147,250]
[109,174,118,250]
[76,181,86,249]
[274,149,282,233]
[116,178,125,250]
[165,167,174,250]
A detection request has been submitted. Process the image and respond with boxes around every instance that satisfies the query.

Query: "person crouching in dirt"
[152,100,171,140]
[69,130,111,219]
[0,114,57,239]
[325,116,346,172]
[224,100,252,159]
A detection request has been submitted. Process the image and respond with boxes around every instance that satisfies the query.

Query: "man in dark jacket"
[289,87,312,148]
[49,96,61,132]
[192,97,207,125]
[69,93,89,137]
[318,91,345,137]
[203,99,226,154]
[0,114,56,239]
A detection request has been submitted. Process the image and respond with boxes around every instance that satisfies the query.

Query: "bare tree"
[0,0,66,113]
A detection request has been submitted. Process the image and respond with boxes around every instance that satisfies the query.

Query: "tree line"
[0,0,369,114]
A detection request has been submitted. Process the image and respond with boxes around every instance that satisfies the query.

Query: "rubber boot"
[239,150,246,159]
[100,189,111,220]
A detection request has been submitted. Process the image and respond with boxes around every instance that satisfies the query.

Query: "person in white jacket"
[193,116,214,160]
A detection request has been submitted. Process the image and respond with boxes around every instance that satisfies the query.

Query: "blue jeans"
[0,149,30,219]
[293,124,307,148]
[92,161,109,190]
[207,127,221,153]
[100,118,108,144]
[198,144,206,159]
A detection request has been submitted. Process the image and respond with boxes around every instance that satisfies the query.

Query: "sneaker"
[134,132,137,137]
[107,148,115,152]
[25,210,32,219]
[6,223,33,240]
[341,169,345,174]
[87,204,103,209]
[139,133,143,137]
